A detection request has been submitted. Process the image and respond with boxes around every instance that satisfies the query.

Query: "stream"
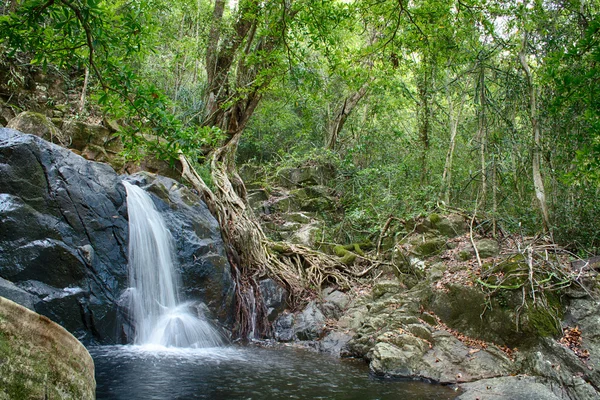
[90,345,460,399]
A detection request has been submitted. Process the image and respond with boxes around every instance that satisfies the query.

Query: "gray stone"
[372,280,404,299]
[294,301,326,340]
[247,189,269,209]
[473,239,500,258]
[0,277,37,310]
[319,331,353,357]
[321,290,351,319]
[0,129,234,343]
[276,165,335,188]
[259,278,287,322]
[274,312,295,342]
[436,214,467,238]
[458,376,564,400]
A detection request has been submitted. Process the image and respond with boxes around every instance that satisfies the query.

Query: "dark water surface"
[90,345,459,400]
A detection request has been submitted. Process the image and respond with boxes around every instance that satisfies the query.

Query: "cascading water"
[123,181,223,348]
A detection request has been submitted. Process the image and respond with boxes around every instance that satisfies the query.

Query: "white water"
[123,181,223,348]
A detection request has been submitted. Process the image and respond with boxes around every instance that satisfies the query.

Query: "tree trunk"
[326,80,371,150]
[417,65,431,185]
[519,32,551,232]
[477,67,487,208]
[440,79,466,205]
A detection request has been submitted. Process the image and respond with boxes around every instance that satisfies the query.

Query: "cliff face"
[0,128,233,344]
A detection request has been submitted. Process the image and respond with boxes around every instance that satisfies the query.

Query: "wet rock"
[0,276,37,310]
[259,278,287,322]
[294,301,326,340]
[274,312,296,342]
[0,129,233,343]
[320,331,353,357]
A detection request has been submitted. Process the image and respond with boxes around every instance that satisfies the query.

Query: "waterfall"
[123,181,223,348]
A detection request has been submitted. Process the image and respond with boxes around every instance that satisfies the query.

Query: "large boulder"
[0,296,95,400]
[0,128,233,343]
[6,111,67,145]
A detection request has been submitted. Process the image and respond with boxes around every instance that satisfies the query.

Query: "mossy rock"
[413,237,447,258]
[436,214,467,238]
[0,297,95,399]
[474,239,500,258]
[340,252,357,265]
[6,111,66,145]
[429,213,442,225]
[372,280,404,299]
[527,303,561,337]
[334,245,357,265]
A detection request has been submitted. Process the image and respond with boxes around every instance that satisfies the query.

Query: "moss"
[414,237,446,257]
[341,243,365,256]
[334,245,347,257]
[528,304,561,337]
[429,213,441,225]
[340,252,357,265]
[271,243,290,253]
[459,250,472,261]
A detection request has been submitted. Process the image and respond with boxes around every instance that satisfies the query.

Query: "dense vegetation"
[1,0,598,255]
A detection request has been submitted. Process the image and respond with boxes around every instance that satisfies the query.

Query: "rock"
[259,278,287,322]
[368,341,428,378]
[0,276,37,310]
[247,189,269,209]
[372,280,404,299]
[6,111,66,145]
[368,329,514,383]
[320,331,353,357]
[276,165,335,188]
[274,312,295,342]
[321,289,351,319]
[0,102,16,126]
[0,129,234,343]
[429,284,526,347]
[458,376,564,400]
[288,223,320,247]
[436,214,467,237]
[473,238,500,258]
[294,301,326,340]
[0,296,95,400]
[103,117,120,132]
[413,236,447,257]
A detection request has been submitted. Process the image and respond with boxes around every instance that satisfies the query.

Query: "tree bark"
[440,79,465,205]
[477,66,487,208]
[519,32,551,232]
[326,80,371,150]
[417,64,431,185]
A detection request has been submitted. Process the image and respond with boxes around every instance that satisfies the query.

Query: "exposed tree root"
[178,137,370,338]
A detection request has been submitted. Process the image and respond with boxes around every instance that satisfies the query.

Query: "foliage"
[0,0,599,252]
